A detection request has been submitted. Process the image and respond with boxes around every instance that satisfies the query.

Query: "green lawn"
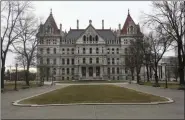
[56,80,126,83]
[143,81,181,89]
[20,85,168,104]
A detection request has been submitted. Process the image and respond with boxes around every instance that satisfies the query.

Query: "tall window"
[62,48,65,54]
[112,58,115,64]
[95,35,98,43]
[117,58,119,64]
[107,58,110,65]
[53,48,56,54]
[96,57,99,64]
[53,39,57,44]
[40,39,44,44]
[130,26,133,34]
[67,68,69,75]
[53,58,56,65]
[112,48,114,54]
[125,48,127,54]
[83,48,86,54]
[72,58,74,65]
[47,58,50,64]
[62,58,65,65]
[116,48,119,54]
[96,48,99,54]
[90,58,92,64]
[89,35,92,43]
[67,48,69,54]
[71,48,74,54]
[112,67,115,74]
[47,48,50,54]
[117,68,119,74]
[108,67,110,74]
[71,68,74,75]
[83,58,86,64]
[89,48,92,54]
[83,35,86,43]
[62,68,65,75]
[107,48,110,54]
[67,58,70,65]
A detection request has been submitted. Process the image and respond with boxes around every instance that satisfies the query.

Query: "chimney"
[89,20,92,25]
[102,20,104,29]
[77,19,79,29]
[119,24,121,31]
[60,24,62,34]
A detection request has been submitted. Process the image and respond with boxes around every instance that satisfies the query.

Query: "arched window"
[53,48,56,54]
[47,48,50,54]
[96,57,99,64]
[112,48,114,54]
[67,48,69,54]
[83,35,86,43]
[112,58,115,64]
[89,35,92,43]
[107,48,110,54]
[67,58,70,65]
[89,58,92,64]
[71,48,74,54]
[95,35,98,42]
[116,48,119,54]
[83,48,86,54]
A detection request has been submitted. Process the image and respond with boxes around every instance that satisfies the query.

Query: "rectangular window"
[53,59,56,65]
[62,68,65,75]
[83,58,86,64]
[62,48,65,54]
[67,58,70,65]
[117,68,119,74]
[62,59,65,65]
[83,48,86,54]
[67,68,69,75]
[108,67,110,74]
[112,58,115,64]
[71,68,74,75]
[72,58,74,65]
[107,58,110,65]
[90,48,92,54]
[96,48,99,54]
[96,58,99,64]
[112,68,115,74]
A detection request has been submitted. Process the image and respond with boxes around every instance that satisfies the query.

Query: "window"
[40,58,43,64]
[47,39,50,44]
[67,58,70,65]
[67,68,69,75]
[83,35,86,43]
[83,58,86,64]
[47,48,50,54]
[116,48,119,54]
[89,35,92,42]
[95,35,98,43]
[62,48,65,54]
[53,58,56,65]
[72,58,74,65]
[107,48,110,54]
[67,48,69,54]
[62,58,65,65]
[125,68,128,74]
[102,47,103,53]
[40,39,44,44]
[67,77,69,80]
[78,47,79,54]
[62,68,65,75]
[62,77,64,80]
[107,58,110,64]
[117,68,119,74]
[112,67,115,74]
[71,68,74,75]
[117,58,119,64]
[53,39,57,44]
[130,26,133,34]
[71,48,74,54]
[96,48,99,54]
[40,48,43,54]
[112,48,114,54]
[117,76,119,80]
[112,58,115,64]
[96,57,99,64]
[53,68,56,75]
[125,48,127,54]
[108,67,110,74]
[47,58,50,64]
[90,58,92,64]
[83,48,86,54]
[53,48,56,54]
[90,48,92,54]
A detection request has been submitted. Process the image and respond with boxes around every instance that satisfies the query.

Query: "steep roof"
[44,12,59,34]
[121,11,135,34]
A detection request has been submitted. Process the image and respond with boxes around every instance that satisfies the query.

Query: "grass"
[143,81,180,89]
[20,85,168,104]
[4,81,41,91]
[56,80,126,83]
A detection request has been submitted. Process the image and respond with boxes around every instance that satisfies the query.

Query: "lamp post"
[164,63,168,88]
[14,63,18,91]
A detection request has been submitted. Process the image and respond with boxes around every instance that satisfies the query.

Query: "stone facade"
[36,10,144,81]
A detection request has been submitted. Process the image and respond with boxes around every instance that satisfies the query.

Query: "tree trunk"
[136,73,140,84]
[1,58,5,89]
[179,67,184,85]
[25,65,30,86]
[146,65,150,82]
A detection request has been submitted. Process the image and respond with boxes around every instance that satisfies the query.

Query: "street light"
[14,63,18,91]
[164,63,168,88]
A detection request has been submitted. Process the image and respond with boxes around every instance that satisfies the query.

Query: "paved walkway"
[1,83,184,119]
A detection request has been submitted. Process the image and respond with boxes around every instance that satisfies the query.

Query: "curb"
[12,84,174,107]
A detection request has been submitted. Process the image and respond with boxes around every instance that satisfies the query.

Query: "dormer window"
[95,35,98,43]
[130,26,133,34]
[83,35,86,43]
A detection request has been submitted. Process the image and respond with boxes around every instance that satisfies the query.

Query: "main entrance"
[80,66,101,80]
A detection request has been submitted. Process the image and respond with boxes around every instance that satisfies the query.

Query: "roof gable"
[44,13,59,34]
[121,12,135,34]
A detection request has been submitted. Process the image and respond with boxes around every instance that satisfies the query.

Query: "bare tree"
[1,1,31,89]
[12,11,39,86]
[143,1,185,85]
[146,29,172,87]
[125,54,135,81]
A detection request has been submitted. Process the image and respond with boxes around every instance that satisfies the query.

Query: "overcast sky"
[5,1,175,69]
